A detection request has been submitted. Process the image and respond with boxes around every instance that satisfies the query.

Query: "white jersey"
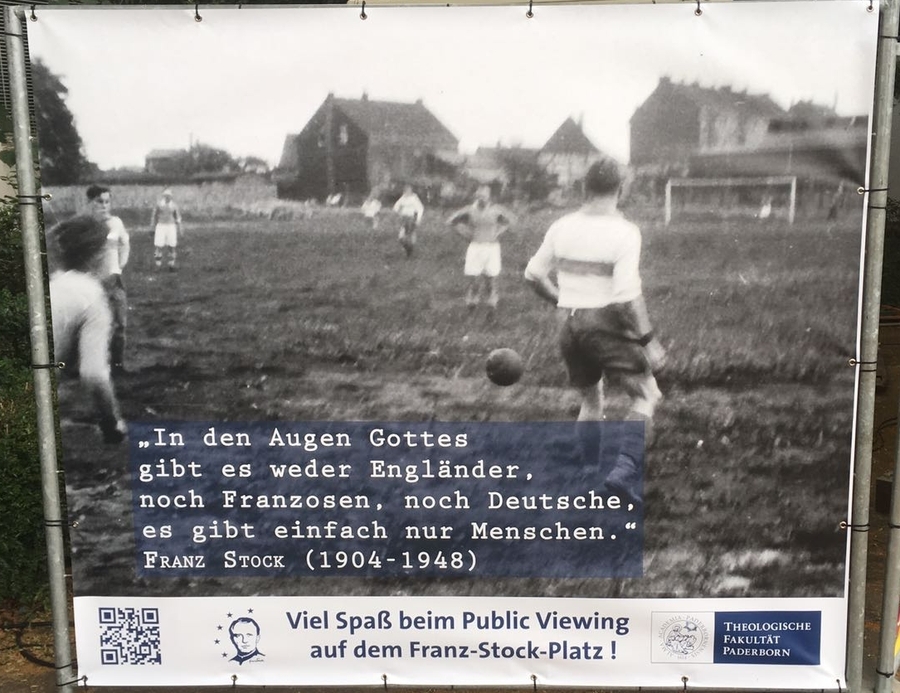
[101,216,130,277]
[525,209,642,309]
[50,271,112,380]
[393,193,424,221]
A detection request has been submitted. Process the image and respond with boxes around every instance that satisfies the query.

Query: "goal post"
[664,175,797,226]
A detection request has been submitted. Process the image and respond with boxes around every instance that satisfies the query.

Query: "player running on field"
[392,185,425,258]
[47,215,128,444]
[524,159,665,504]
[447,184,516,308]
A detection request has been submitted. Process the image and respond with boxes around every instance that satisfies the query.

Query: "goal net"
[665,176,797,226]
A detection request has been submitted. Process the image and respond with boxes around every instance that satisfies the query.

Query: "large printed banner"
[28,2,877,687]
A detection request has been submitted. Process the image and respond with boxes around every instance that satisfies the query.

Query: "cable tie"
[54,662,75,671]
[870,205,887,210]
[531,674,538,691]
[849,357,876,367]
[682,675,689,691]
[694,0,702,16]
[195,3,202,22]
[876,668,893,678]
[858,186,889,194]
[44,519,66,527]
[840,521,870,532]
[888,522,900,529]
[57,676,86,687]
[382,674,388,689]
[868,0,875,12]
[30,4,37,21]
[32,361,65,370]
[360,1,366,20]
[231,674,237,687]
[1,31,23,37]
[837,680,843,693]
[526,0,533,18]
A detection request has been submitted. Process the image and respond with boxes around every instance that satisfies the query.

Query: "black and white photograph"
[28,2,876,609]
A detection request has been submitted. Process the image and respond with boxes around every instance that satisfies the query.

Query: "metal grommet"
[694,1,702,16]
[360,1,367,20]
[195,3,203,22]
[526,0,534,18]
[868,0,875,12]
[29,5,37,21]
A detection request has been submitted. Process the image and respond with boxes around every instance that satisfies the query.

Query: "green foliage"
[31,60,95,185]
[0,202,46,604]
[167,143,239,178]
[495,148,555,202]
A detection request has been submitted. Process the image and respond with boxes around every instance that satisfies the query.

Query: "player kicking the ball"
[524,159,665,504]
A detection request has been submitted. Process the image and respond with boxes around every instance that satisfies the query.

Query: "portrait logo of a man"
[228,616,265,665]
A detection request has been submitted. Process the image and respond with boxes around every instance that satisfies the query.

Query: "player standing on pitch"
[447,184,516,309]
[150,187,183,271]
[523,159,665,504]
[87,184,130,376]
[392,184,425,258]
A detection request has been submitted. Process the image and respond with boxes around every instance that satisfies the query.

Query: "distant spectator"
[86,184,130,375]
[150,188,183,270]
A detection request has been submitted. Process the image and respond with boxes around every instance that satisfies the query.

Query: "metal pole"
[851,1,899,691]
[4,6,77,693]
[875,12,900,687]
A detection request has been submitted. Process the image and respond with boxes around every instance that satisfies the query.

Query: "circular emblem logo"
[658,616,709,659]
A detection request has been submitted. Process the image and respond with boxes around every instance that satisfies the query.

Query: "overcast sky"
[26,1,878,170]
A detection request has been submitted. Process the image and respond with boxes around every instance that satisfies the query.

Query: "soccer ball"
[486,348,524,386]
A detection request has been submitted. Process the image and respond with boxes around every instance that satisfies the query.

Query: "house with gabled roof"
[275,93,459,202]
[627,78,867,218]
[630,77,785,169]
[538,117,605,191]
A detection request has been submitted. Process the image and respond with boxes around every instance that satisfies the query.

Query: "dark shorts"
[559,306,660,409]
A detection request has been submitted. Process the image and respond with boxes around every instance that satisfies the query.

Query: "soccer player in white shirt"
[151,187,183,270]
[524,159,665,503]
[87,184,130,375]
[47,215,127,444]
[392,185,425,258]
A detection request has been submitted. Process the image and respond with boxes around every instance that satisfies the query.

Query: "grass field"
[58,203,863,599]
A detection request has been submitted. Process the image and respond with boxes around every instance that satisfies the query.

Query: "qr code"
[98,607,161,665]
